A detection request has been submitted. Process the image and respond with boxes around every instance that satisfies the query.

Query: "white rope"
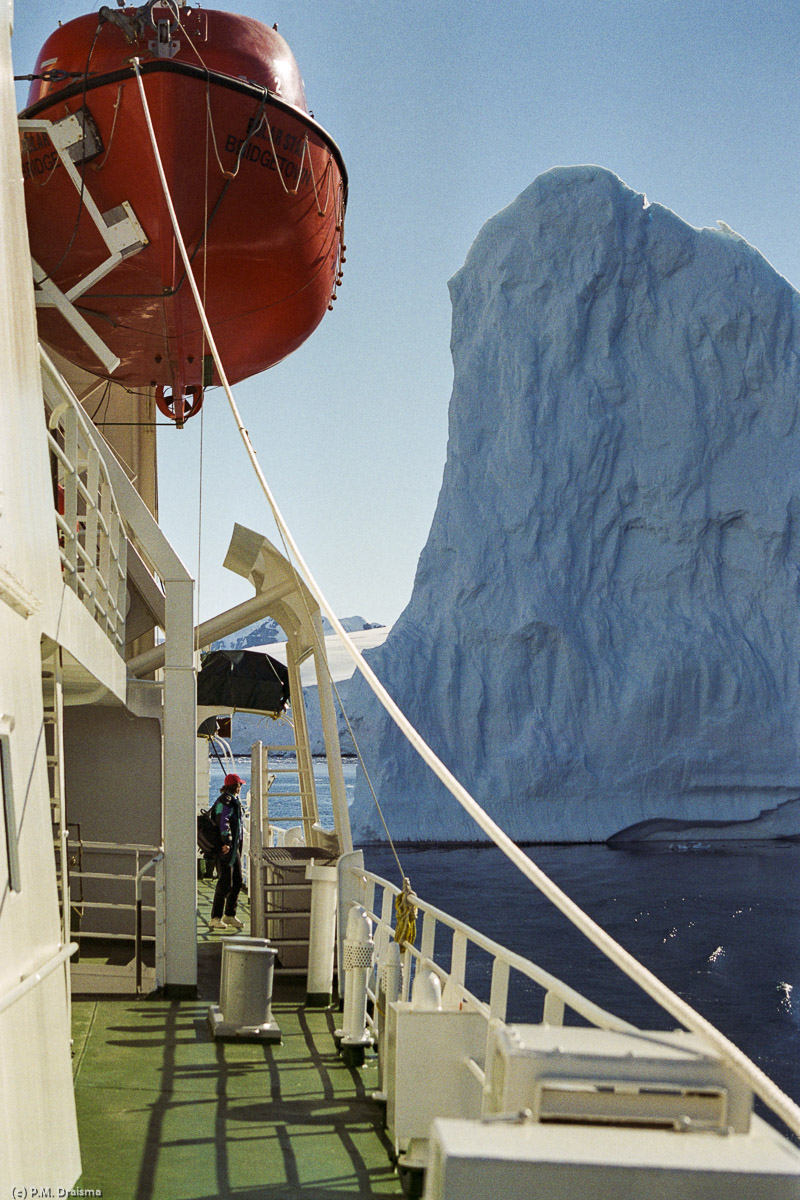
[131,61,800,1139]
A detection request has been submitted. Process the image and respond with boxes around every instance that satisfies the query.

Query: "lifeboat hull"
[20,10,347,399]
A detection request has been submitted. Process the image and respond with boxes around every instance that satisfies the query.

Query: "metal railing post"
[250,741,265,936]
[135,850,164,995]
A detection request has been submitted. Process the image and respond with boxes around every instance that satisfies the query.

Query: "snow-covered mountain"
[212,614,382,652]
[212,616,284,651]
[210,616,386,754]
[347,166,800,844]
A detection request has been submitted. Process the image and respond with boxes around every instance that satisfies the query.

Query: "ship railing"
[342,862,635,1086]
[41,353,127,653]
[66,839,164,995]
[0,942,78,1017]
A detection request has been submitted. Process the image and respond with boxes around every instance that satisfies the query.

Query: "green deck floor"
[72,879,402,1199]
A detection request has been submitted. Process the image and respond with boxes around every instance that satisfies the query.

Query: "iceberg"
[348,166,800,844]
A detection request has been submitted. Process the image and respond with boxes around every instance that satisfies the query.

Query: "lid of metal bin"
[261,847,337,864]
[221,937,276,954]
[224,931,277,950]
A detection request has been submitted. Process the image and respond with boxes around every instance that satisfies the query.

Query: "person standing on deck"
[209,773,246,930]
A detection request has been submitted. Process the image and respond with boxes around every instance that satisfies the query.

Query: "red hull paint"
[21,8,346,402]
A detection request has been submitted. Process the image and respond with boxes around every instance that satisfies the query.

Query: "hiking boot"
[222,914,244,930]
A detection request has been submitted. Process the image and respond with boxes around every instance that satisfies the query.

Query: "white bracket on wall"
[19,112,149,374]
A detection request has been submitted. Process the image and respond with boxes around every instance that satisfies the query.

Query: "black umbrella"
[197,649,290,714]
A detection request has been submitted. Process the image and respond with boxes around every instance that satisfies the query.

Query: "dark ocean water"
[363,841,800,1118]
[209,761,800,1117]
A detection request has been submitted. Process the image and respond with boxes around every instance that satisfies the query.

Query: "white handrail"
[136,850,164,890]
[0,943,77,1016]
[350,865,635,1034]
[68,839,162,853]
[41,349,127,651]
[68,842,162,933]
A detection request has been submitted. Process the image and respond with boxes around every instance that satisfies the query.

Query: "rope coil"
[394,877,417,949]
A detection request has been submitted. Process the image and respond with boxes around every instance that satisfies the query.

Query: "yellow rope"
[394,877,417,948]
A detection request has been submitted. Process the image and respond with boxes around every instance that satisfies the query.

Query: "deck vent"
[484,1024,752,1134]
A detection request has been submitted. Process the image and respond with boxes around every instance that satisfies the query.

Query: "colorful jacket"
[213,789,244,865]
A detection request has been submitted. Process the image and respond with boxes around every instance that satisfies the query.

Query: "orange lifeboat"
[20,3,347,422]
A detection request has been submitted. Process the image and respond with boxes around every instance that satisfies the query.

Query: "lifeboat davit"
[20,3,347,422]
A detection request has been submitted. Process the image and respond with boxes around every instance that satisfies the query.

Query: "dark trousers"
[211,857,243,919]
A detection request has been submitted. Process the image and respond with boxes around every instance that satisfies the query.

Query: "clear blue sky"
[14,1,800,627]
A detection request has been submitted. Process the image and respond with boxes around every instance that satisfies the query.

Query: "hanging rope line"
[193,79,212,649]
[131,58,800,1140]
[325,665,406,882]
[93,82,124,171]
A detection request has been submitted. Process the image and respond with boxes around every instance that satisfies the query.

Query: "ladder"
[263,741,318,846]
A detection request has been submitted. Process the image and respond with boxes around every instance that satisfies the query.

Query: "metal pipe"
[136,896,143,993]
[126,584,293,677]
[134,850,163,995]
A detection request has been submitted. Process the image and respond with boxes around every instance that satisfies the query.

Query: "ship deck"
[71,879,402,1198]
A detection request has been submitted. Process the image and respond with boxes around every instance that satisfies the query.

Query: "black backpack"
[197,802,222,856]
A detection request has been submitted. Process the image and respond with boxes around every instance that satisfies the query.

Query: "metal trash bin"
[207,937,281,1042]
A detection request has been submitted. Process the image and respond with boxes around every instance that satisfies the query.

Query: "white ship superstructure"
[2,4,81,1181]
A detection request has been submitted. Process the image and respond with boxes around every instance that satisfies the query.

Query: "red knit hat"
[223,773,245,789]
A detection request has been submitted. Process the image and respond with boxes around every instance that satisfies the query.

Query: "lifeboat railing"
[41,352,127,653]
